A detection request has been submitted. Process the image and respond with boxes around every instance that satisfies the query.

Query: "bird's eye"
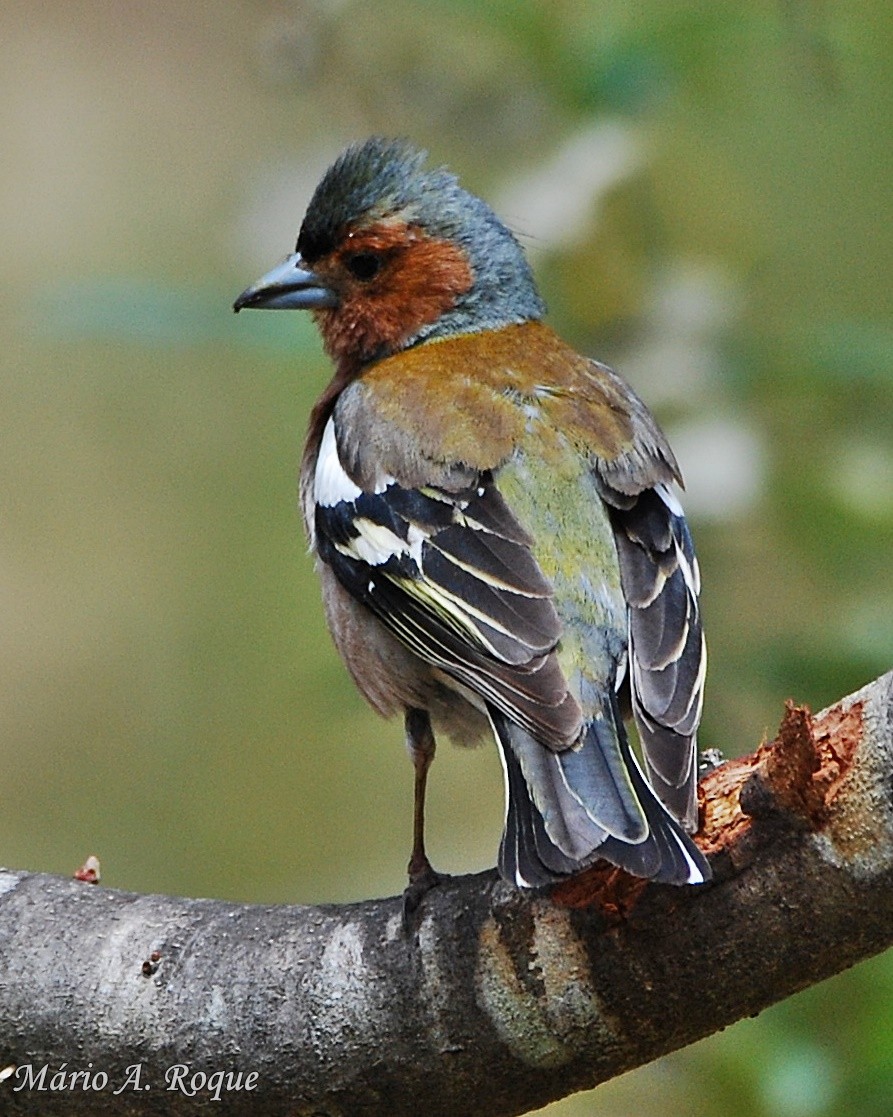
[344,252,383,281]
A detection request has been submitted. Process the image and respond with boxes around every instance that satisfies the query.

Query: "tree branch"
[2,671,891,1115]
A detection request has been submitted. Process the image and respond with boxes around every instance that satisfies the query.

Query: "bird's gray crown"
[297,137,545,336]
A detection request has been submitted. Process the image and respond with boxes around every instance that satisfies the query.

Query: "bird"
[233,137,710,906]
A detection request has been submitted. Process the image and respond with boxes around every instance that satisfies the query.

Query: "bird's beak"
[232,253,338,313]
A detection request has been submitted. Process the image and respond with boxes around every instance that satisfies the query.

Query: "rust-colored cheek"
[317,231,474,369]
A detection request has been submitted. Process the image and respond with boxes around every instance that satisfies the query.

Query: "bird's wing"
[523,357,705,829]
[593,424,706,829]
[524,357,705,830]
[312,416,582,747]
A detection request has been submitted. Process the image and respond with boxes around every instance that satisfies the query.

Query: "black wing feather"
[316,473,583,748]
[605,485,706,830]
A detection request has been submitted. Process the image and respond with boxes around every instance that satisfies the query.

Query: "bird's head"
[234,138,544,370]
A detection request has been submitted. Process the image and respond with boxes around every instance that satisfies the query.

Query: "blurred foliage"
[1,2,891,1115]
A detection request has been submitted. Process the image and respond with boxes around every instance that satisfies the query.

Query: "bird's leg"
[402,707,446,925]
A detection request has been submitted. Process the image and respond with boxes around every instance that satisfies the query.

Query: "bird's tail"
[491,696,710,888]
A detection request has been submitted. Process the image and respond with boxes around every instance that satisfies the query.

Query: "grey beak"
[233,253,337,312]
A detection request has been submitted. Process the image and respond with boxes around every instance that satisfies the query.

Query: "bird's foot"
[401,858,448,932]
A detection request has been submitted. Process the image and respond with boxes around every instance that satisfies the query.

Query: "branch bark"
[1,671,892,1115]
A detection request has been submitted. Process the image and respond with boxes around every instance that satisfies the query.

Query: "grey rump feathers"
[296,137,545,338]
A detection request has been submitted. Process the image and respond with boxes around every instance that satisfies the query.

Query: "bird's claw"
[401,862,448,932]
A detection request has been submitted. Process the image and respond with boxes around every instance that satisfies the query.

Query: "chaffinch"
[234,137,710,901]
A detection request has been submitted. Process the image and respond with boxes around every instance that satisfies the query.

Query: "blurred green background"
[2,2,892,1114]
